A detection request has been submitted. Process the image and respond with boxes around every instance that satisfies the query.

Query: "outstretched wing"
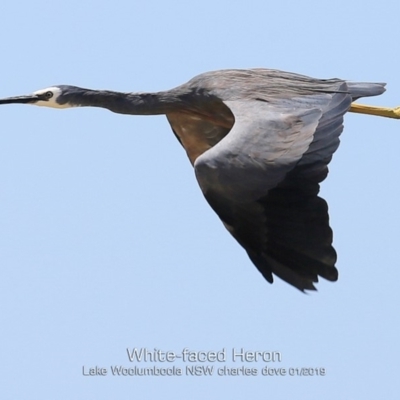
[194,88,351,291]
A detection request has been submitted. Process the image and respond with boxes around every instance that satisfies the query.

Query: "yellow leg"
[349,103,400,119]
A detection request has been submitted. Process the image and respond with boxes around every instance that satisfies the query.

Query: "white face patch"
[32,86,74,109]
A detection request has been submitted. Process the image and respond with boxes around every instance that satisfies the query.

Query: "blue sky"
[1,1,399,399]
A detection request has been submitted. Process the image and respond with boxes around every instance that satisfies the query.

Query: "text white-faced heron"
[1,68,398,291]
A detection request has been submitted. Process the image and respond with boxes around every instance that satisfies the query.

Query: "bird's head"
[0,86,81,109]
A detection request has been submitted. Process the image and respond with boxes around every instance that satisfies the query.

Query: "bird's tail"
[346,81,386,101]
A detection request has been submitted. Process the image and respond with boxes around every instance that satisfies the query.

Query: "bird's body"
[0,68,393,291]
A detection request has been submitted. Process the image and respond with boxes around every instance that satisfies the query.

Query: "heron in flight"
[1,69,398,291]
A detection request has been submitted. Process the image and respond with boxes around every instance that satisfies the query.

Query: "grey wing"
[194,90,352,291]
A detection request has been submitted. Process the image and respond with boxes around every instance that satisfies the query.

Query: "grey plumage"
[0,68,387,291]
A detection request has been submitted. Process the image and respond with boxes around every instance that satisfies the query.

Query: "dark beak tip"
[0,95,38,105]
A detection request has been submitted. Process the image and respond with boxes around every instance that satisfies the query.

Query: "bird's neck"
[67,89,183,115]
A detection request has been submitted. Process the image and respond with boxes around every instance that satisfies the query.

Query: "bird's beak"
[0,94,40,105]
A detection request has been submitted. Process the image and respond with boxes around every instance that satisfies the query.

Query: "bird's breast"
[166,110,233,165]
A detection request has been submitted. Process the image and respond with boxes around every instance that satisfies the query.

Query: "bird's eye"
[44,91,53,99]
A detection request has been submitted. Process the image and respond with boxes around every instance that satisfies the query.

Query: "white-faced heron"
[1,68,398,291]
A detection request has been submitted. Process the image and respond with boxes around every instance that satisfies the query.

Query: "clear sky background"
[1,1,399,399]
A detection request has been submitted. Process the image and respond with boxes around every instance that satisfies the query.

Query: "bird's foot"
[349,103,400,119]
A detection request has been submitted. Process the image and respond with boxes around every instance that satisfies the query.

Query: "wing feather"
[194,89,352,291]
